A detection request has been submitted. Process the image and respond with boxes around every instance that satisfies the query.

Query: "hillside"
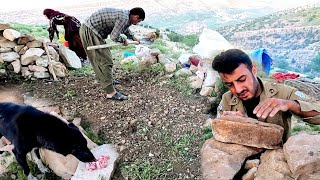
[218,5,320,33]
[217,5,320,73]
[0,0,277,34]
[1,1,320,73]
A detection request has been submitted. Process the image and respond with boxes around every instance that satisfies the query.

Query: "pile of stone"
[201,115,320,180]
[0,22,82,81]
[120,47,221,97]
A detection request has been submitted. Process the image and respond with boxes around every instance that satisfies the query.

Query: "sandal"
[112,80,120,85]
[108,92,128,101]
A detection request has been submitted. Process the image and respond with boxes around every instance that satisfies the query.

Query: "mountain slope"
[217,4,320,73]
[0,0,276,34]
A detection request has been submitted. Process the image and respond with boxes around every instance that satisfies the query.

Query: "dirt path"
[0,84,24,104]
[8,66,211,179]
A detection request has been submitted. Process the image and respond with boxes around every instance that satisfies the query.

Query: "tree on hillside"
[274,59,291,70]
[309,52,320,72]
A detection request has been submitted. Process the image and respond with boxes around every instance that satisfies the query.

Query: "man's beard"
[238,77,260,101]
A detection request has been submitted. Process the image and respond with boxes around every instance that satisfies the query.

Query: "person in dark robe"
[43,9,87,61]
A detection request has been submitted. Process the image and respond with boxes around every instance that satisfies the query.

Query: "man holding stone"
[212,48,320,142]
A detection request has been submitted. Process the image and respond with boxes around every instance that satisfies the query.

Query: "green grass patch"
[170,51,183,59]
[202,126,213,141]
[11,23,48,38]
[292,125,312,134]
[309,124,320,132]
[168,76,193,96]
[111,44,136,56]
[6,161,27,180]
[121,61,165,77]
[5,159,60,180]
[172,134,196,158]
[63,90,77,98]
[81,121,110,145]
[121,160,171,180]
[149,39,171,54]
[0,63,6,69]
[69,64,94,77]
[159,131,197,159]
[120,61,140,73]
[146,63,165,75]
[167,32,199,47]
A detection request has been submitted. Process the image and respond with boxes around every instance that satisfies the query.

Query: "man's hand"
[222,111,247,117]
[133,37,140,44]
[253,98,296,119]
[123,39,128,46]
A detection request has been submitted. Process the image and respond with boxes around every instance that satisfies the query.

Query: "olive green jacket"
[217,78,320,142]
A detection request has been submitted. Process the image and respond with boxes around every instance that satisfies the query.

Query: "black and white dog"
[0,102,96,178]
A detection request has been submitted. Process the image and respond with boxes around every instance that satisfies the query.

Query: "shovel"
[87,40,140,50]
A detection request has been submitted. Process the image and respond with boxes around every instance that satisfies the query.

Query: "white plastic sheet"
[192,29,233,59]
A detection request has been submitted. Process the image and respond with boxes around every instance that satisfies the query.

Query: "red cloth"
[272,72,299,82]
[64,41,69,47]
[189,56,202,66]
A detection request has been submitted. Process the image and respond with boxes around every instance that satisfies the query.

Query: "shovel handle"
[87,40,139,50]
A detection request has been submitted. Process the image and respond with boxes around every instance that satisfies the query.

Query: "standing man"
[80,7,145,101]
[212,49,320,142]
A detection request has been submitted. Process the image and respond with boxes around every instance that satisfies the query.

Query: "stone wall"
[0,22,81,81]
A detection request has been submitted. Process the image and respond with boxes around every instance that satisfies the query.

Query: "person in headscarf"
[43,9,87,61]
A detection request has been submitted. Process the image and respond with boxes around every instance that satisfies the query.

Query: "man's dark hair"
[130,7,145,20]
[212,49,253,74]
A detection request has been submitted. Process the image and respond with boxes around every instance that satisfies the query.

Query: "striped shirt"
[83,8,134,43]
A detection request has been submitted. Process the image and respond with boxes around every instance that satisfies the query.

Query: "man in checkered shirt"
[80,7,145,101]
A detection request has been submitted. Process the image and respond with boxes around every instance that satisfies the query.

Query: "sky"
[0,0,94,12]
[203,0,320,10]
[0,0,320,12]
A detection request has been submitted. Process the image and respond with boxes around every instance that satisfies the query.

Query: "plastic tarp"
[250,48,273,75]
[192,29,233,59]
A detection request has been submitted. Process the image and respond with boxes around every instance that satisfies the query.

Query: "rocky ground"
[5,60,212,179]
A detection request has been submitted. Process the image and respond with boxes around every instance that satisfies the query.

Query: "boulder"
[283,133,320,177]
[3,29,21,41]
[201,138,261,180]
[255,149,294,180]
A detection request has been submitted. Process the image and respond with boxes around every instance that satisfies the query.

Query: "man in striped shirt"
[80,7,145,101]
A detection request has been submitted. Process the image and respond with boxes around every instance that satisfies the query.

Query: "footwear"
[108,92,128,101]
[113,80,120,85]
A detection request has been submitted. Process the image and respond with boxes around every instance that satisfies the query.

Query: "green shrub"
[168,76,193,96]
[69,64,94,77]
[11,23,48,38]
[309,52,320,72]
[167,32,199,47]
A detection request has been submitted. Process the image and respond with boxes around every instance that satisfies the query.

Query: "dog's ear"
[68,122,79,129]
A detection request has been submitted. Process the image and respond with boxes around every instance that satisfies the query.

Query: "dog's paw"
[30,149,49,173]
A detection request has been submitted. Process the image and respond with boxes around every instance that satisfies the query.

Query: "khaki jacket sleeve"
[216,92,232,118]
[288,89,320,124]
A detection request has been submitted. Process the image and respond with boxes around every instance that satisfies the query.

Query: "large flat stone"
[212,115,284,149]
[283,133,320,177]
[255,149,294,180]
[201,138,261,180]
[72,144,119,180]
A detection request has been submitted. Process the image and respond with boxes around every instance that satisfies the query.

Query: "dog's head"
[66,123,96,162]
